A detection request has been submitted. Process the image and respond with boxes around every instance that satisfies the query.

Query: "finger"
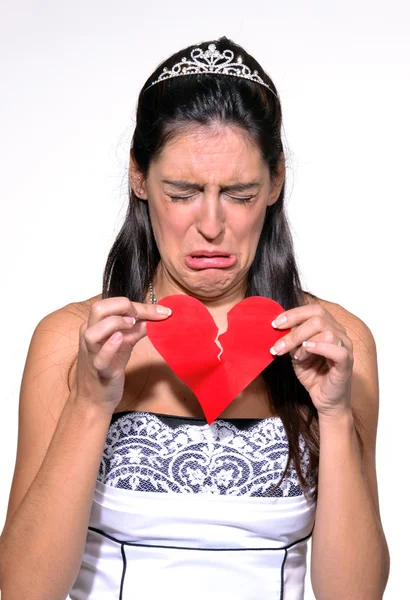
[302,340,352,371]
[271,316,349,356]
[272,304,348,341]
[271,316,332,356]
[88,297,139,327]
[272,303,329,329]
[92,331,129,378]
[88,297,171,329]
[83,315,139,354]
[291,330,341,361]
[130,302,172,321]
[98,303,172,349]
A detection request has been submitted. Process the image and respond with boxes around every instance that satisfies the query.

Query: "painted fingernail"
[270,339,286,355]
[156,305,172,315]
[123,316,136,325]
[272,314,287,328]
[302,341,316,348]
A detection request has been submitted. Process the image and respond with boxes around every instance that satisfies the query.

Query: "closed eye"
[230,196,254,203]
[168,194,254,204]
[168,195,194,202]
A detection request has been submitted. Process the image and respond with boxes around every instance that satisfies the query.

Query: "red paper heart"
[146,295,290,424]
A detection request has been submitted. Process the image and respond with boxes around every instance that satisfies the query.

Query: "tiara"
[143,43,276,96]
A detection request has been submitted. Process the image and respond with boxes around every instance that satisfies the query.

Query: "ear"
[129,150,148,200]
[267,152,285,207]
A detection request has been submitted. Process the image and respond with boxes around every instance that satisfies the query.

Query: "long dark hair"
[68,36,363,503]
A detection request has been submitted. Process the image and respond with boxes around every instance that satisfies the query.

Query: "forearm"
[0,395,112,600]
[311,409,390,599]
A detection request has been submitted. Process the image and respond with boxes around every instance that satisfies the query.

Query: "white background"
[1,0,409,597]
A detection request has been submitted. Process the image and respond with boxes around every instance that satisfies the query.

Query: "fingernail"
[270,339,286,355]
[302,341,316,348]
[272,314,287,328]
[123,316,136,325]
[156,305,172,315]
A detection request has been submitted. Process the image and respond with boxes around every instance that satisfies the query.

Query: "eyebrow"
[161,179,261,192]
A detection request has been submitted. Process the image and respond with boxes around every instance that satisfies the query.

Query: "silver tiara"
[143,43,276,96]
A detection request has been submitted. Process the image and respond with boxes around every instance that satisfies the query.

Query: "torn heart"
[146,294,290,424]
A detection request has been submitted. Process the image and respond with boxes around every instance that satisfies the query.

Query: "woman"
[0,36,389,599]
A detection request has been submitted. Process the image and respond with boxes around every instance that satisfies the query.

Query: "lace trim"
[98,412,315,497]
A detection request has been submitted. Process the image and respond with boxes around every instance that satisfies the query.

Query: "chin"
[183,270,240,297]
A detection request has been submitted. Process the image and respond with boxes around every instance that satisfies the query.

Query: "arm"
[310,307,390,599]
[0,309,112,600]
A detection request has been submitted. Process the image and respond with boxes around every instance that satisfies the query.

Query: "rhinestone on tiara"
[143,43,276,96]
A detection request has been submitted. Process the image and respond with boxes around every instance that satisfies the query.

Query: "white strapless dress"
[69,410,317,600]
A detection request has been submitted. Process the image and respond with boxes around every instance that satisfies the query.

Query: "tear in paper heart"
[146,295,290,424]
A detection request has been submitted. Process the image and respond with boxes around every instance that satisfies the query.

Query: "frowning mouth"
[185,251,237,270]
[189,250,232,257]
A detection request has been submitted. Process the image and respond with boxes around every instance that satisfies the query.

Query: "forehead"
[152,123,266,180]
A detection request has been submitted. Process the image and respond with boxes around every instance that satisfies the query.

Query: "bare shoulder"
[57,293,103,324]
[38,293,101,340]
[302,290,339,312]
[1,292,104,528]
[306,292,374,347]
[33,294,103,389]
[72,293,103,317]
[301,291,340,317]
[303,299,383,533]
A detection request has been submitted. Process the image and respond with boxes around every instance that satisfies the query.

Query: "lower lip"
[185,255,237,269]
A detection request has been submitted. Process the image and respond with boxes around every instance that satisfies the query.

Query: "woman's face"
[130,123,284,301]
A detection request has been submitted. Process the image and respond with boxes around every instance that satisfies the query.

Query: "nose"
[195,194,225,240]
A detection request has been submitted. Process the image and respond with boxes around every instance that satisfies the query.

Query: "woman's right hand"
[73,296,172,414]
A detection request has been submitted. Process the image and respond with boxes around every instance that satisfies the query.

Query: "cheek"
[150,205,190,245]
[231,210,266,244]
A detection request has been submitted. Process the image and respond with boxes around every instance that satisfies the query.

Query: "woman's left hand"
[270,304,354,419]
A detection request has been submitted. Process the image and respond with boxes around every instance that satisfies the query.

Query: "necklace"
[148,281,158,305]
